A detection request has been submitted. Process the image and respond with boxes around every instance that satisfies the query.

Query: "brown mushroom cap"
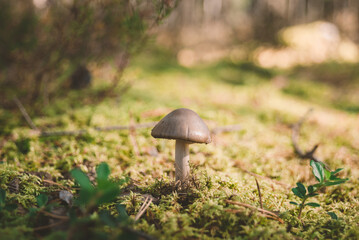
[151,108,211,144]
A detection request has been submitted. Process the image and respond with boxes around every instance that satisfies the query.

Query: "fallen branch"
[291,109,330,170]
[13,96,38,130]
[225,200,284,224]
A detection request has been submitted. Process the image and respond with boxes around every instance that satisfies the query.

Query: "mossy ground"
[1,47,359,239]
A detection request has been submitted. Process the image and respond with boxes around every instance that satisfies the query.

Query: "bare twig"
[254,178,263,209]
[134,196,152,221]
[13,96,38,130]
[40,210,69,220]
[33,219,68,231]
[291,109,330,170]
[225,200,284,224]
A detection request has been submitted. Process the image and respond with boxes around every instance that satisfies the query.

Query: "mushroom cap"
[151,108,211,144]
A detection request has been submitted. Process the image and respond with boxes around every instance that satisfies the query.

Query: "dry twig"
[225,200,284,224]
[254,178,263,209]
[134,196,152,221]
[291,109,330,170]
[129,112,141,156]
[33,219,68,231]
[13,96,38,130]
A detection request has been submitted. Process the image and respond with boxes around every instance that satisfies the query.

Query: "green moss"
[1,49,358,239]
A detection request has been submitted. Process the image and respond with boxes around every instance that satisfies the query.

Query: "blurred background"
[1,0,359,121]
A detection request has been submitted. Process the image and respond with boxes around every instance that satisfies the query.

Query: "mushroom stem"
[175,140,190,182]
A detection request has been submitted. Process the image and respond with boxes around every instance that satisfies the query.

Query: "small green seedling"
[290,160,348,219]
[71,162,128,210]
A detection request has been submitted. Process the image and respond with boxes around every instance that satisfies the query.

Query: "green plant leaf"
[305,202,320,207]
[307,192,319,197]
[116,204,129,222]
[71,168,94,191]
[296,182,306,195]
[37,194,48,207]
[324,179,348,186]
[292,187,304,199]
[310,160,325,182]
[4,204,18,211]
[307,185,314,194]
[96,186,121,205]
[331,168,343,175]
[96,162,110,182]
[327,211,338,220]
[99,210,116,227]
[324,168,331,181]
[289,201,299,205]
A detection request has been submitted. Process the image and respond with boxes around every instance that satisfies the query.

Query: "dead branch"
[225,200,284,224]
[291,109,330,170]
[13,96,38,130]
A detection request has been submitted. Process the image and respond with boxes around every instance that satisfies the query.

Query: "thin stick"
[40,122,157,137]
[40,210,69,220]
[135,197,152,221]
[255,178,263,209]
[291,109,330,170]
[13,96,38,130]
[225,200,284,224]
[33,219,68,231]
[129,112,140,156]
[42,179,71,190]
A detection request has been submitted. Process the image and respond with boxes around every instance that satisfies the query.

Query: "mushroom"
[151,108,211,182]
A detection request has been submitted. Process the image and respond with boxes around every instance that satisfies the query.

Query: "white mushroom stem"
[175,140,190,182]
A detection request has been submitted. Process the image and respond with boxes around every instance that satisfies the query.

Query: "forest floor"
[1,47,359,239]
